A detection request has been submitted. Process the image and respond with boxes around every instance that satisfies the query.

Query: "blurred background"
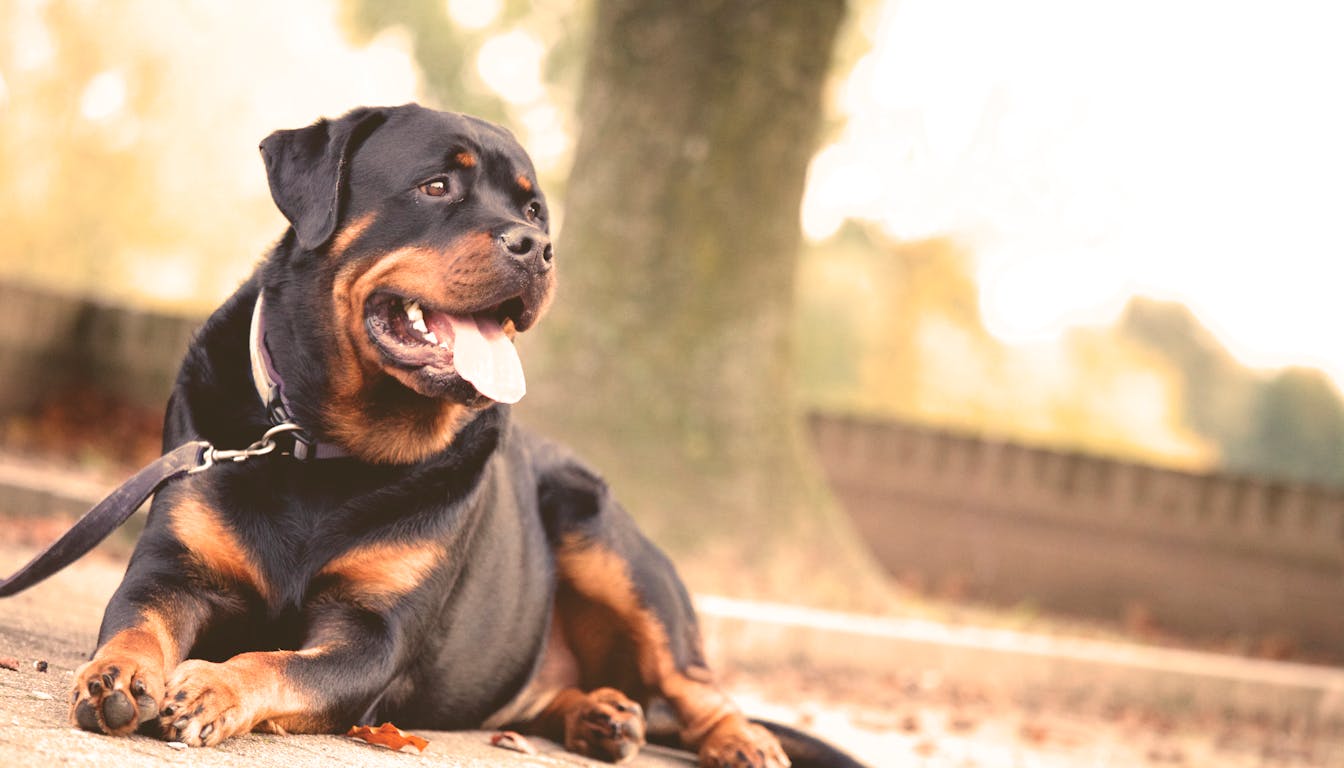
[2,1,1344,763]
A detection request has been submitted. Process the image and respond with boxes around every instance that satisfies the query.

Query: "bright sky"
[802,0,1344,386]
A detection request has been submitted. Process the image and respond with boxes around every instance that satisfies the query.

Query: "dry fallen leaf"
[0,657,19,672]
[491,731,539,755]
[1019,722,1050,745]
[347,722,430,753]
[948,712,979,733]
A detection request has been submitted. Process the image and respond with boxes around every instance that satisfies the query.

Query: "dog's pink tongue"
[446,313,526,404]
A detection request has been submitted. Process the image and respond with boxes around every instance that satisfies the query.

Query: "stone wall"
[0,281,198,412]
[809,412,1344,656]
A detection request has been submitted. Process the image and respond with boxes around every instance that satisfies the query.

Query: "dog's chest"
[212,461,478,610]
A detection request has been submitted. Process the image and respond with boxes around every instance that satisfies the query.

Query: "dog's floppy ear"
[259,107,388,251]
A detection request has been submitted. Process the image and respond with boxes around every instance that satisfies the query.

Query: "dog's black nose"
[500,226,553,271]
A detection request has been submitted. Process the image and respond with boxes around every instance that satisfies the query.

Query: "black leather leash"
[0,423,309,598]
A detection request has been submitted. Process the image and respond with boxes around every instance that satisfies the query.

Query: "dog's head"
[259,104,555,462]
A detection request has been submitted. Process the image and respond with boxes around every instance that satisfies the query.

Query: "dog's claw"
[136,694,160,724]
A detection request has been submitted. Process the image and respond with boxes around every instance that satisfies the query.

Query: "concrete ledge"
[0,454,112,522]
[697,594,1344,725]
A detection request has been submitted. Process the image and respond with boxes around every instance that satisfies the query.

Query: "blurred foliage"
[0,0,429,310]
[342,0,509,121]
[1120,299,1344,487]
[796,225,1344,487]
[0,2,253,306]
[343,0,590,193]
[1,0,1340,495]
[796,223,1210,467]
[1246,369,1344,485]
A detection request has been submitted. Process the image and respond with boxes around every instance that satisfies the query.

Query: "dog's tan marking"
[324,232,496,464]
[318,541,443,608]
[232,651,331,734]
[555,538,738,748]
[77,607,177,689]
[516,175,533,193]
[163,650,332,743]
[170,496,271,600]
[455,151,477,168]
[329,212,376,258]
[70,604,206,735]
[124,608,178,672]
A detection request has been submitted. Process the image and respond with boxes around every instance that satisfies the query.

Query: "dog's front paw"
[159,660,254,747]
[70,653,164,736]
[563,687,646,763]
[699,717,790,768]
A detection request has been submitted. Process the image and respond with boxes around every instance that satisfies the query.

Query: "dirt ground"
[2,537,1342,768]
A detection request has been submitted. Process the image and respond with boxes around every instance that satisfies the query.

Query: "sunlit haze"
[4,0,1341,404]
[802,0,1344,389]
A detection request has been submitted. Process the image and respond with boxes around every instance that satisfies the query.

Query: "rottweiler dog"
[67,104,860,768]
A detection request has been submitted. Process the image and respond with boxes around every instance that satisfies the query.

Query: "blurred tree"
[1120,298,1344,488]
[796,231,1205,466]
[1118,298,1258,452]
[344,0,508,121]
[0,3,185,299]
[1235,368,1344,487]
[520,0,884,599]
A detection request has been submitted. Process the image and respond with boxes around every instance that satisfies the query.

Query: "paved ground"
[7,540,1344,767]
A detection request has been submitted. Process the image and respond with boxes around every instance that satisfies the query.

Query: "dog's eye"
[419,179,450,198]
[524,201,542,222]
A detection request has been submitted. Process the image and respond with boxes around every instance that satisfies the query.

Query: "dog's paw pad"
[699,719,790,768]
[70,657,163,737]
[564,687,646,763]
[73,698,102,731]
[101,690,137,730]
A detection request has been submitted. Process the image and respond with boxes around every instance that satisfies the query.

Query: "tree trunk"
[521,0,882,601]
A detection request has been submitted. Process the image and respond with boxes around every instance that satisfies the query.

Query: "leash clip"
[190,422,305,474]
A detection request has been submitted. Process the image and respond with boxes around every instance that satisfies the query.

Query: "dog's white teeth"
[405,300,424,326]
[424,330,439,344]
[411,317,429,334]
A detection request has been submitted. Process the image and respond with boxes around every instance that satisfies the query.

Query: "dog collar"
[248,291,350,460]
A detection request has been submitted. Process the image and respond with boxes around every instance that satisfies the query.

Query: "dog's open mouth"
[365,292,527,403]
